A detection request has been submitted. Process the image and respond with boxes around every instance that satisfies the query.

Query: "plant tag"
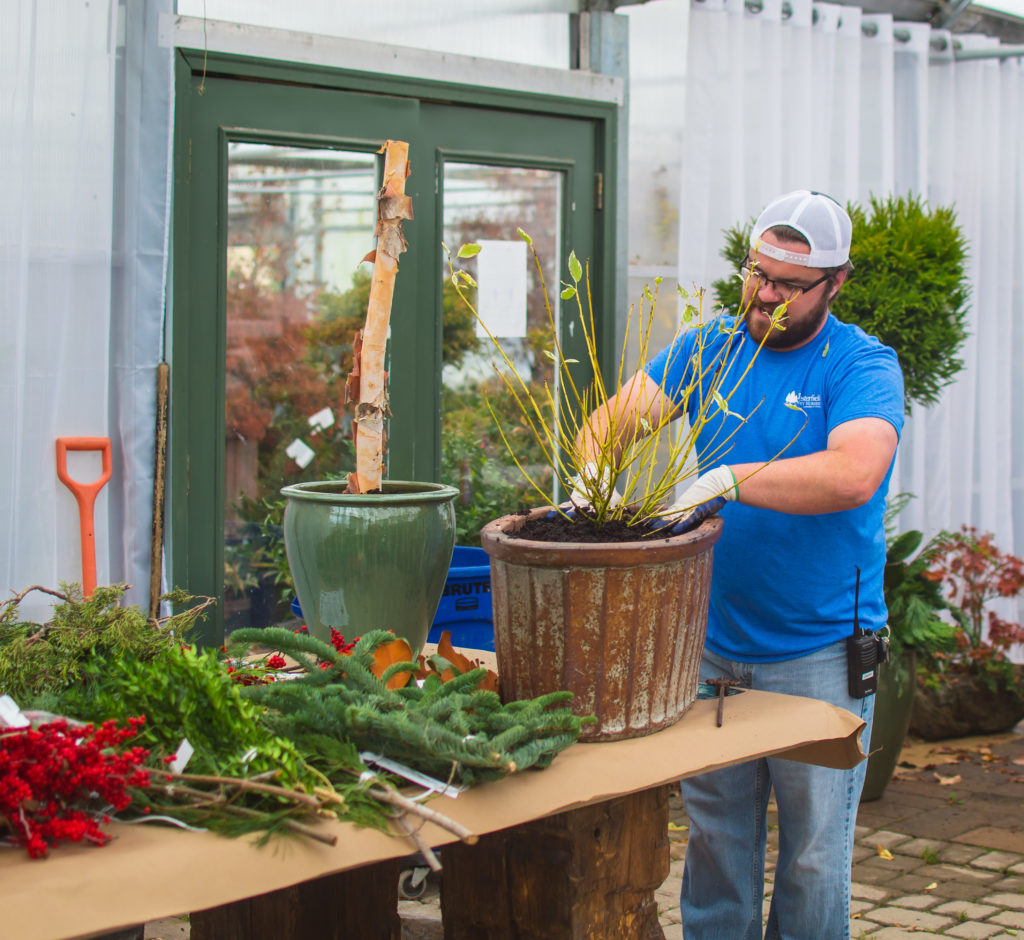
[170,737,194,774]
[360,751,466,799]
[285,439,315,469]
[0,695,29,729]
[307,407,334,434]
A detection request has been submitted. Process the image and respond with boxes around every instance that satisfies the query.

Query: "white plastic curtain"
[1,0,172,621]
[1,1,117,620]
[625,0,1024,638]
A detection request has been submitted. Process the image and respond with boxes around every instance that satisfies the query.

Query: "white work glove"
[654,465,738,534]
[565,461,622,514]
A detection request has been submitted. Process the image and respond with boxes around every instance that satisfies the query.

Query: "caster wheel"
[399,867,429,900]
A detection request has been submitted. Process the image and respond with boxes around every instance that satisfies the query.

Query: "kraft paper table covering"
[3,689,866,940]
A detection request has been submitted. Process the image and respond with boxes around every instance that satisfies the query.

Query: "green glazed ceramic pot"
[281,480,458,655]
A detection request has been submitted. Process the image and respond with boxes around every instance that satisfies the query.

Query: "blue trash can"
[427,546,494,651]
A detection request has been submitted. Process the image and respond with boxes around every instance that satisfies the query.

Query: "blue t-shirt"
[645,314,905,662]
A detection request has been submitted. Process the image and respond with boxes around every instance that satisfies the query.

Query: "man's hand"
[653,465,738,534]
[566,461,622,513]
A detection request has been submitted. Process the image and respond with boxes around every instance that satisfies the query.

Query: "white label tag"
[307,407,334,434]
[0,695,29,729]
[170,738,194,774]
[360,751,466,799]
[285,439,316,469]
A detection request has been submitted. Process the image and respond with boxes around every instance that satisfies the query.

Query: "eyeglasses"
[739,260,832,302]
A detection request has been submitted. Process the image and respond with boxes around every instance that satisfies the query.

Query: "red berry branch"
[0,717,150,859]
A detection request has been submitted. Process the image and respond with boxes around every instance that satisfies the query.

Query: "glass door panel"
[223,143,377,629]
[440,163,562,545]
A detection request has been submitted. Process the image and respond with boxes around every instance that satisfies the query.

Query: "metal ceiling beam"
[932,0,976,29]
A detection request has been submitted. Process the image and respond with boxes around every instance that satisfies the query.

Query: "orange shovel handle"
[56,437,112,597]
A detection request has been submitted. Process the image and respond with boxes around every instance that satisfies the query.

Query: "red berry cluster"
[329,629,358,655]
[225,664,275,686]
[0,717,150,859]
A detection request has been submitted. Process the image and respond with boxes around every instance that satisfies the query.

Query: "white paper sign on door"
[475,239,527,339]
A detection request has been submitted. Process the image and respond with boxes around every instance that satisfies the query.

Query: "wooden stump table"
[190,858,403,940]
[1,690,866,940]
[440,785,671,940]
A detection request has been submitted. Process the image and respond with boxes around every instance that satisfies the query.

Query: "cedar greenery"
[712,194,970,411]
[0,584,212,708]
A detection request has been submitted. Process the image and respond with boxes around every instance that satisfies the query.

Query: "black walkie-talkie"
[847,566,879,698]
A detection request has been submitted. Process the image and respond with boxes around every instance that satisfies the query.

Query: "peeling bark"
[348,140,413,494]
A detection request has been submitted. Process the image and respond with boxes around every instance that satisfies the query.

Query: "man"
[575,191,904,939]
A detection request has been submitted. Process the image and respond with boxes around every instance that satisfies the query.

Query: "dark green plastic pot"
[281,480,458,655]
[860,650,917,802]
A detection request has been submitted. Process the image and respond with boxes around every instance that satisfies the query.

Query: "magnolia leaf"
[458,270,478,287]
[434,631,499,691]
[568,250,582,284]
[561,286,577,300]
[458,243,482,258]
[369,637,414,690]
[437,630,477,679]
[542,349,557,361]
[667,822,688,832]
[517,227,533,246]
[876,845,895,860]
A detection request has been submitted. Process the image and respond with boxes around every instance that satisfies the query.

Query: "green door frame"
[170,49,619,643]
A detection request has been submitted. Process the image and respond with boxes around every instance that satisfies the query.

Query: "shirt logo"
[785,390,822,409]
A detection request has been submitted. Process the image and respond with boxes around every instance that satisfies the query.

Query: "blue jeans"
[679,641,874,940]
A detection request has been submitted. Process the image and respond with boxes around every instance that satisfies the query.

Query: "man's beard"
[744,294,830,350]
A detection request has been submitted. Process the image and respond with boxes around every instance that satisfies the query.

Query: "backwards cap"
[751,190,852,268]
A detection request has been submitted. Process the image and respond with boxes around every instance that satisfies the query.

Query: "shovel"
[56,437,112,597]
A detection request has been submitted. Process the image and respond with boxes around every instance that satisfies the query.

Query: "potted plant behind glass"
[281,141,458,656]
[446,234,804,741]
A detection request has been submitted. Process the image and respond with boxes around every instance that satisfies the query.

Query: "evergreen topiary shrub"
[712,194,970,411]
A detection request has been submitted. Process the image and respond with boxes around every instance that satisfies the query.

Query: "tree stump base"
[439,785,671,939]
[190,857,402,940]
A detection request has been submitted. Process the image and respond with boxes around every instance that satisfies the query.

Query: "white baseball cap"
[751,190,852,268]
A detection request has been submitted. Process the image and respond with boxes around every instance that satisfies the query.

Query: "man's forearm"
[728,417,898,514]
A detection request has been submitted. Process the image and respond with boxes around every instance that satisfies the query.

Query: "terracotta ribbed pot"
[281,480,458,655]
[480,508,722,741]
